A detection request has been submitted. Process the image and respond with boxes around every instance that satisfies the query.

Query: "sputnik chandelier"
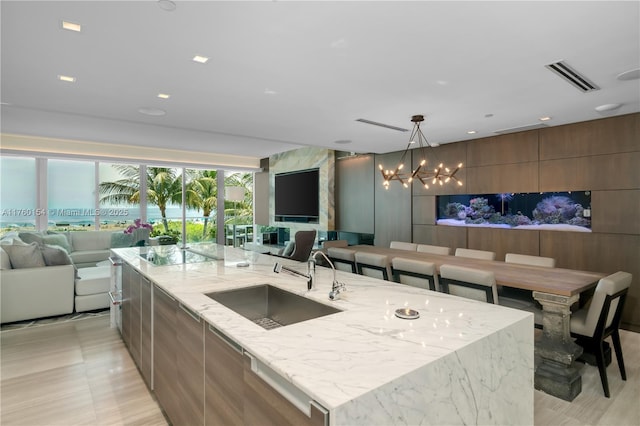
[379,114,463,190]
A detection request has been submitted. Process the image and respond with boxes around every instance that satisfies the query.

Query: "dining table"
[348,244,607,401]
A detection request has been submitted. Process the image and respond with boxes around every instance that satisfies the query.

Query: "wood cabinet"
[129,267,141,367]
[175,303,205,426]
[205,324,243,426]
[153,284,179,424]
[121,263,133,347]
[121,263,152,388]
[140,276,152,387]
[243,353,328,426]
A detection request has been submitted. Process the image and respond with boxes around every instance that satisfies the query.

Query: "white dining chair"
[389,241,417,251]
[327,247,357,273]
[570,271,632,398]
[505,253,556,268]
[355,252,391,281]
[454,248,496,261]
[391,257,438,291]
[416,244,451,255]
[439,264,499,304]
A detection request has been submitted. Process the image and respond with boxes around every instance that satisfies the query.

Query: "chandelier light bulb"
[377,114,464,190]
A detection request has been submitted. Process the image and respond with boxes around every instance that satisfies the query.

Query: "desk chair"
[416,244,451,255]
[389,241,417,251]
[327,247,357,273]
[439,264,499,304]
[454,248,496,261]
[355,252,391,281]
[570,271,632,398]
[391,258,437,291]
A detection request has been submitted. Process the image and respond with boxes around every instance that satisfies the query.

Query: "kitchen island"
[112,244,533,426]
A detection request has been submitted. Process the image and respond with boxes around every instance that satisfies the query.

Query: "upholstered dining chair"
[416,244,451,255]
[327,247,357,273]
[505,253,556,268]
[439,264,499,304]
[277,230,317,262]
[391,257,438,291]
[389,241,417,251]
[570,271,632,398]
[355,252,391,281]
[454,248,496,261]
[500,252,556,328]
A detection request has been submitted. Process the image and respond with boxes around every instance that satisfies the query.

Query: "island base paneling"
[175,303,205,426]
[205,325,244,426]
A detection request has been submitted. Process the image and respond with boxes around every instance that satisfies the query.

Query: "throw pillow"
[0,247,11,270]
[111,232,133,248]
[41,244,79,278]
[3,241,46,269]
[47,230,74,252]
[18,231,44,245]
[42,234,73,253]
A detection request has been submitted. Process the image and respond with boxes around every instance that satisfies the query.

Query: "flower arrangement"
[124,218,153,235]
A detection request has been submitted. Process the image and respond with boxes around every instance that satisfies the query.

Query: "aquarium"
[436,191,591,232]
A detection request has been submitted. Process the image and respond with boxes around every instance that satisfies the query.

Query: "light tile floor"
[1,314,638,425]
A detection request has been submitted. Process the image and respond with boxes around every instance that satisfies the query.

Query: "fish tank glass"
[436,191,591,232]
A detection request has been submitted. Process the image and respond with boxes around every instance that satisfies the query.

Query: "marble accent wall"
[269,147,335,235]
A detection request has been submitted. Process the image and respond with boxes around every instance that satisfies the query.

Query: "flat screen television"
[274,168,320,223]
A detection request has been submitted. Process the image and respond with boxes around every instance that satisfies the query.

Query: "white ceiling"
[2,1,639,161]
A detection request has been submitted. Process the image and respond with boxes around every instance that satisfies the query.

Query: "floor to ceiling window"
[224,171,253,247]
[0,156,37,234]
[47,159,96,230]
[98,162,140,231]
[1,154,255,245]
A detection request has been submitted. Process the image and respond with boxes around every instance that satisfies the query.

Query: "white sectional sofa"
[0,230,143,324]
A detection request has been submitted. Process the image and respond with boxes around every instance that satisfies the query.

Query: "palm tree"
[187,170,218,237]
[99,165,182,233]
[224,173,253,224]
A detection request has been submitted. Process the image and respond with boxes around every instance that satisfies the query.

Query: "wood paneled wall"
[409,113,640,330]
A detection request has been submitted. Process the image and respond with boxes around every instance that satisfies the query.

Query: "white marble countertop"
[112,243,532,413]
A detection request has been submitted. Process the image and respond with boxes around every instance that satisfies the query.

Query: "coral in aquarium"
[444,202,468,219]
[467,197,495,220]
[532,196,584,224]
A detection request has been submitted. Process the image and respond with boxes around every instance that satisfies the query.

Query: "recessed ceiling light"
[58,75,76,83]
[334,140,352,145]
[467,130,477,134]
[264,88,278,95]
[157,93,170,99]
[616,68,640,81]
[539,116,552,121]
[157,0,176,12]
[61,20,81,32]
[192,55,209,64]
[594,103,622,112]
[138,107,166,116]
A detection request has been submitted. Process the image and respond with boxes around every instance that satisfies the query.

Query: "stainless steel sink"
[205,284,341,330]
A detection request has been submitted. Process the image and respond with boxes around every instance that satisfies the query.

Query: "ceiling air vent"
[545,60,599,92]
[355,118,408,132]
